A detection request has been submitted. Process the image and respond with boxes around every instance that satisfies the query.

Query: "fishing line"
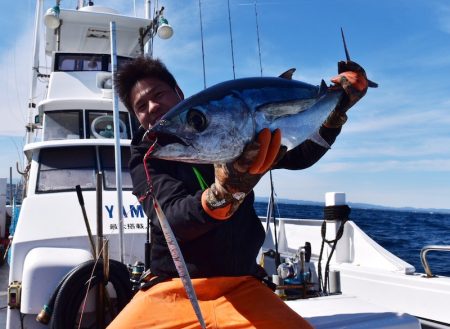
[254,0,263,77]
[77,242,106,328]
[141,138,207,329]
[227,0,236,79]
[198,0,207,89]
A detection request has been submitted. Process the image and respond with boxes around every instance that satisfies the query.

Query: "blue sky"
[1,0,449,210]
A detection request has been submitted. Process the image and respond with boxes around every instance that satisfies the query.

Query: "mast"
[27,0,44,144]
[144,0,152,55]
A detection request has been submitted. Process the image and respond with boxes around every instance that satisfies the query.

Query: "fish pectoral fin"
[278,68,296,80]
[309,130,331,149]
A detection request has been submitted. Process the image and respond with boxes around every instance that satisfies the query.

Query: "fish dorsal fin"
[318,79,328,96]
[278,68,296,80]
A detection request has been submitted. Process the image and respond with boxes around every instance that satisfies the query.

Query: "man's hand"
[201,128,283,220]
[323,61,369,128]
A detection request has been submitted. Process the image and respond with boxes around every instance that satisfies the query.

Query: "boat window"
[99,146,132,190]
[54,53,132,72]
[108,57,133,71]
[37,147,97,193]
[86,110,131,139]
[43,111,82,140]
[56,54,103,71]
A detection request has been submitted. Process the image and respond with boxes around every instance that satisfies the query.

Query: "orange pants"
[107,276,313,329]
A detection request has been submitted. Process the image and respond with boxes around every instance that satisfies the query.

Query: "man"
[108,56,368,328]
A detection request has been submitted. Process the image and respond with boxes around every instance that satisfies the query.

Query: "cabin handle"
[420,245,450,278]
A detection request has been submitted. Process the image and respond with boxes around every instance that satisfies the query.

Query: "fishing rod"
[340,27,378,88]
[142,143,207,329]
[152,198,206,329]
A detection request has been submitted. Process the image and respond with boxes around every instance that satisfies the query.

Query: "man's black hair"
[114,56,177,113]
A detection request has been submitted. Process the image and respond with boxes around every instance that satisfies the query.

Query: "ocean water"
[254,202,450,277]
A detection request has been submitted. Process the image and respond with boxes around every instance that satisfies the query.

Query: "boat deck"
[288,294,420,328]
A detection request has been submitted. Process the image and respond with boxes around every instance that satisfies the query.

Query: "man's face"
[130,78,182,129]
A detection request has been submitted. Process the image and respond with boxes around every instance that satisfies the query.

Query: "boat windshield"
[43,110,132,140]
[86,111,131,139]
[99,146,133,190]
[44,110,82,140]
[36,145,132,193]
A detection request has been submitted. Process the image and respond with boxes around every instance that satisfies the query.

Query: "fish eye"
[187,109,207,132]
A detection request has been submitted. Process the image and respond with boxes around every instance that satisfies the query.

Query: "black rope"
[324,205,351,222]
[318,231,325,292]
[318,205,351,294]
[323,218,348,293]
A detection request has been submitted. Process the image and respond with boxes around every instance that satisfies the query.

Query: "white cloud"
[435,3,450,34]
[316,158,450,173]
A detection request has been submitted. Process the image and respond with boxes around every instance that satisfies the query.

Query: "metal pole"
[110,21,125,263]
[9,167,13,206]
[27,0,44,144]
[144,0,152,55]
[96,173,103,258]
[95,173,105,328]
[76,185,97,258]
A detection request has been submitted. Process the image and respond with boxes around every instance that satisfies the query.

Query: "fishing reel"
[128,261,145,292]
[276,242,318,298]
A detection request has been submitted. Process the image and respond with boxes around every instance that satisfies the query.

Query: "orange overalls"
[107,276,313,329]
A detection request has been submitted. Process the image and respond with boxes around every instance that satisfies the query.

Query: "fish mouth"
[153,132,190,147]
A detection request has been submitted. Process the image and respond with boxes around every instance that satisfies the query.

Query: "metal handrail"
[420,245,450,278]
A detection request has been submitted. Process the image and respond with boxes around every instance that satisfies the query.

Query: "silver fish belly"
[149,77,342,163]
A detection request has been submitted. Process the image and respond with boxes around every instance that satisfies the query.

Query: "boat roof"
[45,6,152,57]
[23,139,131,158]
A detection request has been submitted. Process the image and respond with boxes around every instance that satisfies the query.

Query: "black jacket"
[129,126,340,278]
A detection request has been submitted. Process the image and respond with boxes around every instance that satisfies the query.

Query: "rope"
[227,0,236,79]
[198,0,207,88]
[254,0,263,77]
[317,205,351,294]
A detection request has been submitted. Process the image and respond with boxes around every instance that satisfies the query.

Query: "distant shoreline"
[254,196,450,215]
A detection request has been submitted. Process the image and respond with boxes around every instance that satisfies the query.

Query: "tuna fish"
[147,74,343,163]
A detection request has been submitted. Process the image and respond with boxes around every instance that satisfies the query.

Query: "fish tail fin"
[309,130,331,149]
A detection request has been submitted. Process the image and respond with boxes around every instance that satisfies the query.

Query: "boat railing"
[420,245,450,277]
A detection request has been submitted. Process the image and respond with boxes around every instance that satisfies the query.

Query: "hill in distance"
[254,196,450,215]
